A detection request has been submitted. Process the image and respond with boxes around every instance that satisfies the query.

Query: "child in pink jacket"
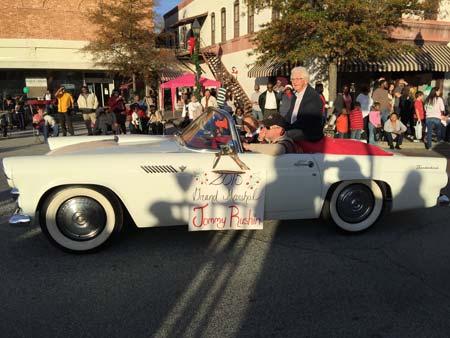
[368,102,382,144]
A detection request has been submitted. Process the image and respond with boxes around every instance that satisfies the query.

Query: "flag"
[189,37,197,55]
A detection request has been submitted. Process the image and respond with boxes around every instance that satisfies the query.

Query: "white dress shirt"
[291,88,307,124]
[264,91,278,109]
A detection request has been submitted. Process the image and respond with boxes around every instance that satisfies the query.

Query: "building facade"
[164,0,450,100]
[339,8,450,97]
[0,0,115,106]
[163,0,275,98]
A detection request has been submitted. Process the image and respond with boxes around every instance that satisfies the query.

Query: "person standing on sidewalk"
[424,87,446,150]
[251,84,263,120]
[368,102,382,145]
[349,102,364,140]
[413,91,425,142]
[201,89,218,110]
[259,82,280,118]
[108,90,126,134]
[279,85,294,118]
[315,82,328,126]
[356,85,372,142]
[14,103,26,131]
[77,86,98,135]
[55,86,74,136]
[372,79,390,124]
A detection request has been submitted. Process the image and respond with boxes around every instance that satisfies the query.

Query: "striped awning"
[338,44,450,72]
[247,58,296,78]
[161,70,186,82]
[160,60,195,82]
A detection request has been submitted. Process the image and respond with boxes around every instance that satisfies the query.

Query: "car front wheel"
[40,186,123,252]
[329,181,383,232]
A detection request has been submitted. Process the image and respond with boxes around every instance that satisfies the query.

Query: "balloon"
[23,87,29,94]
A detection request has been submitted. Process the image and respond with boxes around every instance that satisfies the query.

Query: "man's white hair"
[290,66,310,81]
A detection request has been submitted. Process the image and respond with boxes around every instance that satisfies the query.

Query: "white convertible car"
[2,109,449,252]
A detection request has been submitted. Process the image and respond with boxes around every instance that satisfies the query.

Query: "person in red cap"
[243,113,298,155]
[279,84,294,117]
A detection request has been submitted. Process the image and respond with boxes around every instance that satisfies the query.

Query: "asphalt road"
[1,127,450,338]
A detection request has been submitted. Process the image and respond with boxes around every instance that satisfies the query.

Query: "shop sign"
[25,78,47,87]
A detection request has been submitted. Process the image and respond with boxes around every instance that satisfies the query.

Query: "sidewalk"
[2,120,449,159]
[374,135,450,157]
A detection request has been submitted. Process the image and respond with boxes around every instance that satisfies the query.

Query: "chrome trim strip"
[1,159,10,180]
[438,194,450,207]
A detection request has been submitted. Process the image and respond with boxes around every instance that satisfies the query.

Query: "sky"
[155,0,180,17]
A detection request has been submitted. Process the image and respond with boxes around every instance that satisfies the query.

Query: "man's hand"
[257,127,267,142]
[243,143,251,151]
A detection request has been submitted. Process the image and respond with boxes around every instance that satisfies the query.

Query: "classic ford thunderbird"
[2,109,449,252]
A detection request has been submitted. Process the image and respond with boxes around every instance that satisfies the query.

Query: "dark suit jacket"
[285,85,324,141]
[258,90,280,115]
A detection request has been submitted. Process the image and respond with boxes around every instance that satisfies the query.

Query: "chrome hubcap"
[56,197,107,240]
[336,184,374,224]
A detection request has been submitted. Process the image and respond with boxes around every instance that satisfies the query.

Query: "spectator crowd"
[1,72,450,152]
[330,78,450,150]
[0,86,163,141]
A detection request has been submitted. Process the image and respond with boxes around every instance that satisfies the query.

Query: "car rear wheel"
[329,181,383,232]
[40,186,123,252]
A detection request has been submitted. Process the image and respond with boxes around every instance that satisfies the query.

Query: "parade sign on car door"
[189,171,266,231]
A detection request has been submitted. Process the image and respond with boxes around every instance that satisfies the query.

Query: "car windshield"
[179,108,237,151]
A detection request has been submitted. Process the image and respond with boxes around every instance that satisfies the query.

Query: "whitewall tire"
[40,186,123,252]
[329,180,383,232]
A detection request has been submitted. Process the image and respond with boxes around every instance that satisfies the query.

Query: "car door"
[238,152,322,219]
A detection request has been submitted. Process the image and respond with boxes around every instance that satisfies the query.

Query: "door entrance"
[85,81,113,107]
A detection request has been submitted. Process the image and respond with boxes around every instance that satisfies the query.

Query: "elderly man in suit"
[285,67,324,141]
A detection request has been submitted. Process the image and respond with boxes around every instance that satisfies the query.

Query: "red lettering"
[228,205,240,228]
[192,203,208,227]
[246,208,252,225]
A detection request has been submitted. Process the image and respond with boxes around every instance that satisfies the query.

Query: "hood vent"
[141,165,178,174]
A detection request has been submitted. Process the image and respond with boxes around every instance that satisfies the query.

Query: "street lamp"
[192,18,202,101]
[192,18,201,37]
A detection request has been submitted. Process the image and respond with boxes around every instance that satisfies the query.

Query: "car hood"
[47,134,182,156]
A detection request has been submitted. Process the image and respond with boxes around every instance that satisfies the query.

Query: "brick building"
[0,0,115,106]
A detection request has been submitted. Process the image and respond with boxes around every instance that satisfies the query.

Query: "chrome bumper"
[438,194,450,207]
[9,211,31,225]
[8,188,31,225]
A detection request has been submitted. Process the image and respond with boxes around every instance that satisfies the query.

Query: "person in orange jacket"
[335,107,349,138]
